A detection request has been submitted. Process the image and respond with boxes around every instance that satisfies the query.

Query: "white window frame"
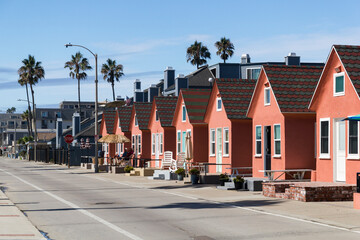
[246,67,261,79]
[138,134,141,154]
[347,120,359,159]
[319,118,330,159]
[160,133,163,155]
[210,128,215,156]
[264,87,270,106]
[255,125,262,157]
[273,124,281,157]
[177,131,181,154]
[333,72,345,97]
[223,127,229,157]
[182,105,186,122]
[132,135,135,151]
[216,97,222,111]
[135,115,138,127]
[118,117,121,128]
[152,133,155,155]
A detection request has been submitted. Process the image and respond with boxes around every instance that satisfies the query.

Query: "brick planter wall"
[262,182,356,202]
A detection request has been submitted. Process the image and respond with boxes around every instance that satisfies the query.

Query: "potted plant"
[189,168,200,184]
[175,168,186,181]
[124,165,134,173]
[233,175,245,190]
[219,173,230,186]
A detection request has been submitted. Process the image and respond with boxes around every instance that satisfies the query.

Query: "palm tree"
[64,52,92,119]
[21,110,31,138]
[17,76,33,136]
[101,59,124,101]
[215,37,235,63]
[18,55,44,140]
[186,41,211,69]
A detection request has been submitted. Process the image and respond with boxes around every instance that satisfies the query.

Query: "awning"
[98,134,130,143]
[343,114,360,121]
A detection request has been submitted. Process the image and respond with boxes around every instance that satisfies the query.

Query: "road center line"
[0,168,143,240]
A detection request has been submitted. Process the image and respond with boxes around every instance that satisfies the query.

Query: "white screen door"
[335,120,346,181]
[216,128,222,173]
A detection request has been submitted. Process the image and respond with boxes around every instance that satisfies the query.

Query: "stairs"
[151,170,177,180]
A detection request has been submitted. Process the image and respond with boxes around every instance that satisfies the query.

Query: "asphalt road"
[0,157,359,240]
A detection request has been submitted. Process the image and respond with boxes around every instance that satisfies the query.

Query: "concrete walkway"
[0,189,45,240]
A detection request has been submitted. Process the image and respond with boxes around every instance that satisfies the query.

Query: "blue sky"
[1,0,360,112]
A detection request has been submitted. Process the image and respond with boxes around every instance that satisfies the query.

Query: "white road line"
[0,168,143,240]
[82,174,360,235]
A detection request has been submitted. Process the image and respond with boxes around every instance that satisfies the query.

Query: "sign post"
[64,135,74,168]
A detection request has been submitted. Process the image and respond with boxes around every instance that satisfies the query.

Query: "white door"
[335,121,346,181]
[216,128,222,173]
[155,133,160,168]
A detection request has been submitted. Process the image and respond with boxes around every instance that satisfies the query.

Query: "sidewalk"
[0,189,45,240]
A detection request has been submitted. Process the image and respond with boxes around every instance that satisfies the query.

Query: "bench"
[226,167,252,178]
[259,169,313,181]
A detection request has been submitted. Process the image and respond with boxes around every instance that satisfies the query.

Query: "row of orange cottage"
[100,45,360,185]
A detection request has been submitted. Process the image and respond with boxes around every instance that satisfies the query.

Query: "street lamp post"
[65,43,99,173]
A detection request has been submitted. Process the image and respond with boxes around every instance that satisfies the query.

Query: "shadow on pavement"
[150,185,215,190]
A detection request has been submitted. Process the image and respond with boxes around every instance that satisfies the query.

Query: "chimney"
[175,74,188,97]
[148,84,159,102]
[56,118,63,149]
[72,112,81,146]
[164,66,175,90]
[285,52,300,66]
[241,54,251,64]
[134,79,141,92]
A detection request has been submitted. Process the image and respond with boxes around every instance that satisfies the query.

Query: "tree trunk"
[78,77,81,120]
[29,84,37,142]
[112,82,115,101]
[25,83,33,137]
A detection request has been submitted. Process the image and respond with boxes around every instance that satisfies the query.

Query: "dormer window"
[118,118,121,128]
[155,110,159,121]
[264,87,270,106]
[334,72,345,96]
[135,115,138,126]
[216,97,222,111]
[182,105,186,122]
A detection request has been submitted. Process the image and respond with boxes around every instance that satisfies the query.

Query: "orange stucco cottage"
[203,78,256,174]
[247,65,323,179]
[309,45,360,184]
[113,106,132,156]
[99,109,116,163]
[172,89,211,164]
[148,96,178,168]
[129,102,152,166]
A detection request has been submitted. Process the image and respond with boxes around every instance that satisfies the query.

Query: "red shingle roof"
[264,65,323,112]
[181,89,211,123]
[117,106,132,132]
[154,96,178,127]
[103,109,116,134]
[133,102,152,130]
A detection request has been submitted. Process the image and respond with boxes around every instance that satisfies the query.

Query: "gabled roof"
[264,65,323,112]
[334,45,360,97]
[103,109,116,134]
[117,106,132,132]
[181,89,211,123]
[215,78,256,119]
[133,102,152,130]
[154,96,178,127]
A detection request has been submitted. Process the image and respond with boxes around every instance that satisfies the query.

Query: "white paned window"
[216,97,222,111]
[274,124,281,156]
[132,135,135,151]
[160,133,163,154]
[334,72,345,96]
[320,118,330,158]
[152,133,155,155]
[255,125,262,156]
[138,135,141,154]
[348,121,359,159]
[223,128,229,156]
[264,88,270,106]
[182,105,186,122]
[177,131,181,154]
[135,115,138,126]
[155,110,159,121]
[210,129,215,156]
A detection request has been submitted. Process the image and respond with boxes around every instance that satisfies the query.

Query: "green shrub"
[175,168,185,176]
[233,175,245,183]
[219,173,229,181]
[189,168,200,175]
[124,165,134,173]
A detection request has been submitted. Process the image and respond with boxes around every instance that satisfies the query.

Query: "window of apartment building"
[255,125,262,156]
[348,121,359,158]
[247,68,261,80]
[210,129,215,156]
[334,72,345,96]
[216,97,222,111]
[320,118,330,158]
[177,131,181,154]
[274,124,281,156]
[41,111,48,118]
[182,105,186,122]
[223,128,229,156]
[55,112,61,118]
[264,88,270,106]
